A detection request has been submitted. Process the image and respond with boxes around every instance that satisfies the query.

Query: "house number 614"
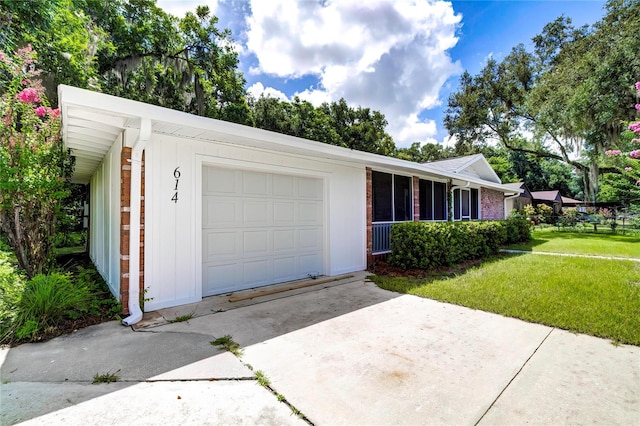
[171,167,181,203]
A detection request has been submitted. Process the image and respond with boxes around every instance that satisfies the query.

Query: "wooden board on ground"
[228,275,355,302]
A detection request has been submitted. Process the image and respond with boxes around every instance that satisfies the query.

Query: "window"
[433,182,447,220]
[471,188,479,219]
[453,188,480,221]
[419,179,447,221]
[372,171,412,222]
[372,171,392,222]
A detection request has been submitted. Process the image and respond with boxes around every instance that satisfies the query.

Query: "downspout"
[122,118,151,326]
[450,181,470,221]
[504,193,521,219]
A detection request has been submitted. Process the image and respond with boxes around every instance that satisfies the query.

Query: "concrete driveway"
[2,272,639,425]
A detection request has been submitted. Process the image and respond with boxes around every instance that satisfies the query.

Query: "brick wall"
[481,188,504,220]
[366,168,373,268]
[119,148,145,314]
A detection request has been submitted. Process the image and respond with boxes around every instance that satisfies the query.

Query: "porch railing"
[372,222,393,254]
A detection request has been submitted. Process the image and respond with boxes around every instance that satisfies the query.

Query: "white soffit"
[58,85,520,193]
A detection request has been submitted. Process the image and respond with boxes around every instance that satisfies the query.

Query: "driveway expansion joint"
[474,327,555,425]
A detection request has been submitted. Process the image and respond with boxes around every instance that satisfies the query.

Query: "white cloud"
[247,82,288,101]
[245,0,462,147]
[156,0,219,17]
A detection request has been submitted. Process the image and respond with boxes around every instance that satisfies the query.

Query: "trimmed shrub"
[388,218,530,270]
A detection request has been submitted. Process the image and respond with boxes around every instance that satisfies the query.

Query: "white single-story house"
[58,85,521,325]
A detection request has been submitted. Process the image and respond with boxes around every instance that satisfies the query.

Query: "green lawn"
[372,253,640,345]
[507,227,640,258]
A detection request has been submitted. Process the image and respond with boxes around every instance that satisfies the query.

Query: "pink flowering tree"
[0,45,72,277]
[598,81,640,205]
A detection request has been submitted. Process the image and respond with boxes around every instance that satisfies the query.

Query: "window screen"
[433,182,447,220]
[471,188,479,219]
[394,175,412,221]
[372,171,392,222]
[462,189,470,218]
[419,179,433,220]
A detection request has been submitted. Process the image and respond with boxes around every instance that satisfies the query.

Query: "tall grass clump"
[11,273,93,340]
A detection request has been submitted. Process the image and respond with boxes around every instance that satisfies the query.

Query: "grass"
[92,370,120,384]
[255,370,270,387]
[372,254,640,345]
[0,242,122,346]
[167,312,194,323]
[210,335,243,357]
[508,227,640,258]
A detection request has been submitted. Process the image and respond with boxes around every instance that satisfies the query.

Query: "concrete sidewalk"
[2,274,639,425]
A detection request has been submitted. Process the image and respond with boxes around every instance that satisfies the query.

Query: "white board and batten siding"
[143,134,366,311]
[89,135,121,298]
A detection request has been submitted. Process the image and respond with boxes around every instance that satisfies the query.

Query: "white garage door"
[202,166,324,296]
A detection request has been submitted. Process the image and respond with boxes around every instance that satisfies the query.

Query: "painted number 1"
[172,167,181,203]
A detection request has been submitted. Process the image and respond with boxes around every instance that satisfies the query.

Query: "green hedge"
[387,218,531,270]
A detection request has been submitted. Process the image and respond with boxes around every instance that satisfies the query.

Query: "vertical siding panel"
[110,143,121,295]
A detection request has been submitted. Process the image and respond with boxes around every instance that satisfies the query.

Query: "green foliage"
[11,273,93,341]
[93,370,120,384]
[387,219,530,270]
[167,313,194,323]
[393,141,455,163]
[210,334,243,357]
[445,0,640,202]
[0,46,73,278]
[0,245,121,344]
[249,95,396,156]
[254,370,270,388]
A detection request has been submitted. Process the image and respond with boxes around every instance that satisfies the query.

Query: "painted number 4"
[172,167,180,203]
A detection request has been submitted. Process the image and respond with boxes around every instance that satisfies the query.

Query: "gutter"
[503,193,522,219]
[450,181,470,221]
[122,118,151,326]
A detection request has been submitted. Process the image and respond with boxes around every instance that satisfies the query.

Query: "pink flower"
[21,79,31,86]
[636,104,640,111]
[632,139,640,143]
[630,150,640,159]
[605,149,622,157]
[629,122,640,133]
[625,167,633,172]
[636,81,640,91]
[16,87,40,103]
[46,107,60,117]
[34,106,47,117]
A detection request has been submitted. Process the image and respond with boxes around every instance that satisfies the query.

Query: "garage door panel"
[298,177,323,199]
[273,174,294,196]
[298,202,323,225]
[273,201,295,224]
[205,167,238,193]
[299,228,322,250]
[243,171,269,195]
[204,263,238,295]
[299,253,323,274]
[243,259,272,286]
[203,166,324,297]
[204,198,240,227]
[273,229,295,252]
[243,230,269,255]
[244,200,269,225]
[205,231,237,258]
[273,257,296,281]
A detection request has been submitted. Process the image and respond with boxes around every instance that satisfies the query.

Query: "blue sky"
[156,0,607,147]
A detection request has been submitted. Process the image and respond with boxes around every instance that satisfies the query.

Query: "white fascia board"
[58,85,519,194]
